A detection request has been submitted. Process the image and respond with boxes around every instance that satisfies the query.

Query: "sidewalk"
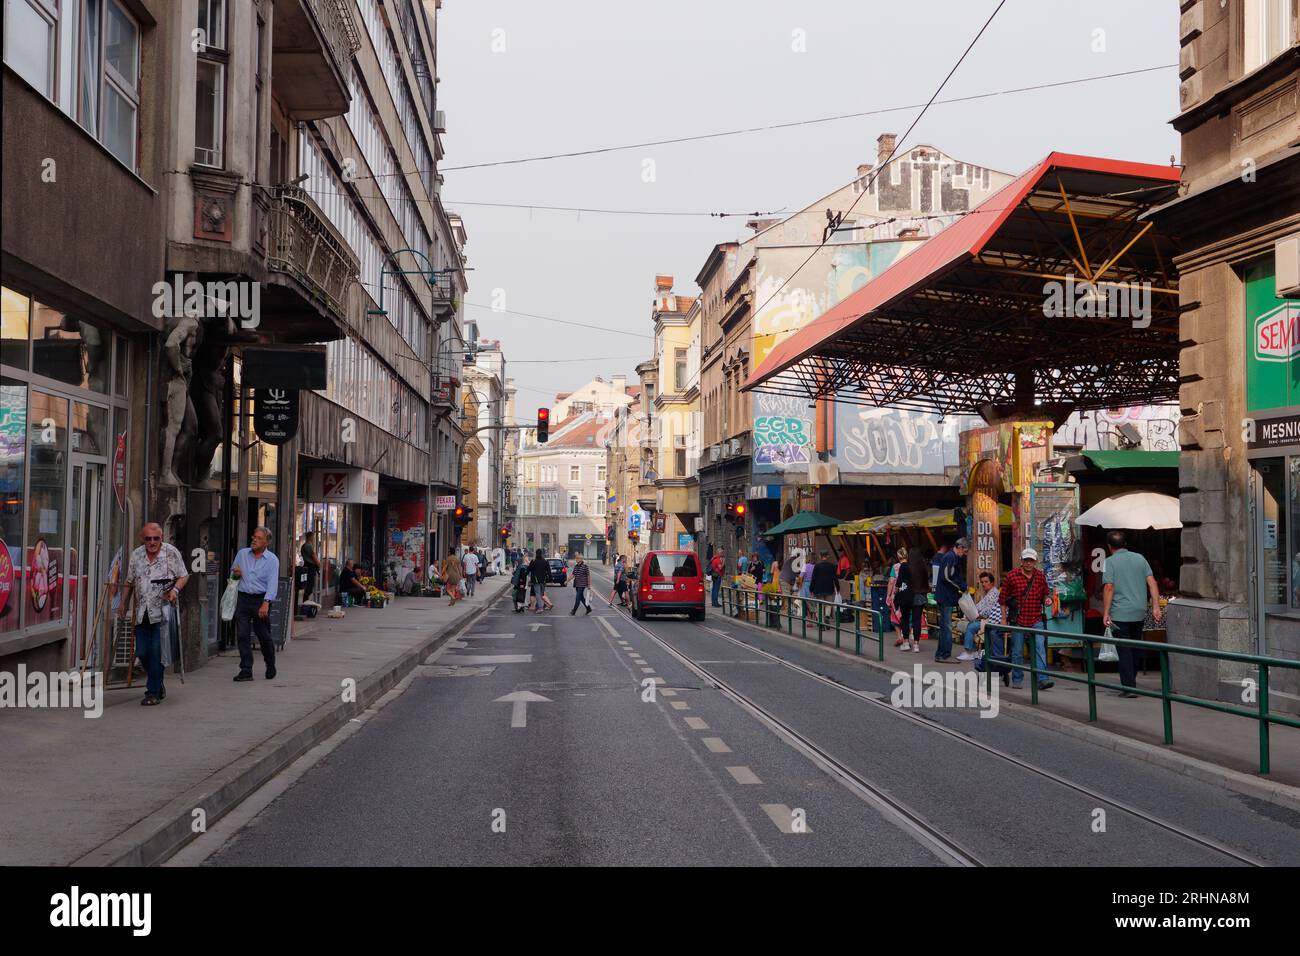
[707,601,1300,802]
[0,574,512,866]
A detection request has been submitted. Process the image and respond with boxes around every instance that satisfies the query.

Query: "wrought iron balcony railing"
[311,0,361,73]
[264,185,359,318]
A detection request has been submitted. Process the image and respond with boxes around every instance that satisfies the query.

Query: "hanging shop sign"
[113,431,127,511]
[309,467,379,505]
[653,513,666,534]
[254,388,299,445]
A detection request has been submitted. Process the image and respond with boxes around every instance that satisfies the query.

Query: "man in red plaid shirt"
[998,548,1056,690]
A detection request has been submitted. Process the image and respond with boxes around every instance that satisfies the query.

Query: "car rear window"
[647,553,699,578]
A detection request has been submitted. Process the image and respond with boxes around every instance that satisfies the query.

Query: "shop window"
[31,302,111,392]
[112,334,128,396]
[1258,458,1288,607]
[0,378,27,633]
[1291,457,1300,610]
[26,390,68,629]
[1,287,30,370]
[72,401,108,457]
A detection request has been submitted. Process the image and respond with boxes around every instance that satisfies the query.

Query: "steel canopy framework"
[742,153,1184,418]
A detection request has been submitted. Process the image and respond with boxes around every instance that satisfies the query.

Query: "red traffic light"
[538,408,549,421]
[735,503,747,517]
[537,407,550,443]
[453,506,466,519]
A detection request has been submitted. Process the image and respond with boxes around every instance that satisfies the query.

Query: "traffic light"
[537,407,550,443]
[734,503,747,521]
[628,529,639,543]
[499,527,509,541]
[452,505,472,527]
[725,502,746,525]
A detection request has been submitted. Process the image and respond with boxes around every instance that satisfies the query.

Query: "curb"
[73,584,509,867]
[707,608,1300,815]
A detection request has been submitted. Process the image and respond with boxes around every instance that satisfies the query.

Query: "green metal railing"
[982,622,1300,775]
[719,586,885,661]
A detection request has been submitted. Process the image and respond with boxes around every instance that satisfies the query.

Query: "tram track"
[591,567,1265,866]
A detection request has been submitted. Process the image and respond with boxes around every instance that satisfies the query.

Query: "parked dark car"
[547,558,569,586]
[630,550,705,621]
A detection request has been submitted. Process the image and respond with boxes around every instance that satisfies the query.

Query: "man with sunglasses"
[119,523,189,706]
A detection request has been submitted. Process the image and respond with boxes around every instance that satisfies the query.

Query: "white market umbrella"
[1076,492,1182,531]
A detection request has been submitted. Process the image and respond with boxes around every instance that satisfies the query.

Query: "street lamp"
[366,247,456,321]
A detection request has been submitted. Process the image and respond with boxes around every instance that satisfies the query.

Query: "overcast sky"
[437,0,1181,416]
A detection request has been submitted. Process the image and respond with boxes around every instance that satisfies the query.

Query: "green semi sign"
[1245,261,1300,412]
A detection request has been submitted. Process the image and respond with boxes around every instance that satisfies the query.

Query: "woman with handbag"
[886,547,907,646]
[894,551,930,652]
[440,547,464,607]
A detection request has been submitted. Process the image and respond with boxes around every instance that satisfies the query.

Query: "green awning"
[1081,450,1179,471]
[761,511,841,536]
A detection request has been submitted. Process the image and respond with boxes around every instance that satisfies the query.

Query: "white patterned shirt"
[125,543,187,624]
[975,587,1003,625]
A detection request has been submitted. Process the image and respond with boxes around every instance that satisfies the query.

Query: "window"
[675,447,687,477]
[2,287,30,370]
[569,494,579,515]
[569,465,580,483]
[675,349,687,391]
[1246,0,1294,71]
[0,378,27,633]
[27,390,68,630]
[195,2,227,169]
[597,465,606,483]
[3,0,56,97]
[100,0,139,168]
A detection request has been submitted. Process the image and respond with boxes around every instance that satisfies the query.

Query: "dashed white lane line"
[726,766,762,785]
[645,677,665,685]
[659,688,678,697]
[640,667,656,673]
[670,701,690,710]
[701,737,731,753]
[761,803,812,834]
[684,717,709,730]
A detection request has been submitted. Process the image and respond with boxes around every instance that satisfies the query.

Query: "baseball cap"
[1021,548,1039,561]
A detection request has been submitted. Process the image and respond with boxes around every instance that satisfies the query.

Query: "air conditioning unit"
[727,438,742,457]
[707,445,720,463]
[1278,235,1300,298]
[809,462,840,486]
[434,110,447,133]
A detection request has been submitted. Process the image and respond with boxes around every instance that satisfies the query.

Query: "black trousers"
[1110,619,1143,687]
[235,591,275,674]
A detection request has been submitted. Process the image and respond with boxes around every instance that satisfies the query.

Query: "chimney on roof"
[857,163,873,179]
[654,275,673,293]
[877,133,897,168]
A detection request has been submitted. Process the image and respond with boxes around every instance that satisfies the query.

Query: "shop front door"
[67,458,106,668]
[1249,457,1289,655]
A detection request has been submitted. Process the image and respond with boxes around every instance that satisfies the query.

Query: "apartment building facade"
[1,0,469,672]
[1148,0,1300,704]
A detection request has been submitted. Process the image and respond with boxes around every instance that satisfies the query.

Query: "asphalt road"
[203,565,1300,867]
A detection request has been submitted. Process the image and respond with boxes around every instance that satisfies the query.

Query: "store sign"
[1254,302,1300,363]
[254,388,299,445]
[113,432,127,511]
[1246,262,1299,411]
[309,468,379,505]
[434,495,456,511]
[1247,412,1300,452]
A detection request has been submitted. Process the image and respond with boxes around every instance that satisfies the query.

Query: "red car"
[630,550,705,621]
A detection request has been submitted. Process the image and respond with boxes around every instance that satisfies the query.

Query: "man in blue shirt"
[1102,530,1162,698]
[934,538,968,662]
[232,526,280,681]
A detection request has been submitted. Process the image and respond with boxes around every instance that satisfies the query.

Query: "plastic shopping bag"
[1097,626,1119,663]
[220,577,239,622]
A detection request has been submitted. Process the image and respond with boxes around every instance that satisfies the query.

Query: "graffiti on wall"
[836,408,976,474]
[753,393,812,471]
[1053,405,1180,452]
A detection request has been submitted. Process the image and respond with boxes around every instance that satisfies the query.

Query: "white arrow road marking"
[439,654,534,665]
[495,691,553,728]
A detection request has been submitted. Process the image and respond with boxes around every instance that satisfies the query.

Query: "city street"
[189,569,1300,867]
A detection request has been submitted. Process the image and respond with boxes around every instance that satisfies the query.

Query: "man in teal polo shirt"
[1102,530,1163,698]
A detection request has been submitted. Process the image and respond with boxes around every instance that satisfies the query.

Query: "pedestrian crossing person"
[571,554,592,615]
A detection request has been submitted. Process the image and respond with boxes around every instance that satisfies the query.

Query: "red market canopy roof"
[743,152,1183,417]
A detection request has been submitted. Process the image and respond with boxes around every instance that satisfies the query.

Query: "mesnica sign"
[1245,262,1300,412]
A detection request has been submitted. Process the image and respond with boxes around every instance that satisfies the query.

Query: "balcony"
[273,0,361,119]
[262,186,359,324]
